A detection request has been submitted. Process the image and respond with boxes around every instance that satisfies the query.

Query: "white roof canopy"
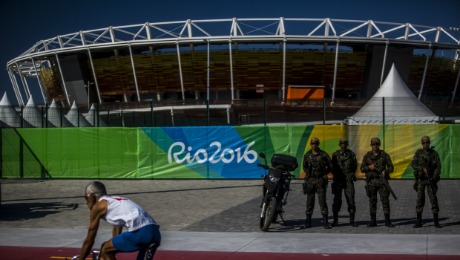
[347,64,439,125]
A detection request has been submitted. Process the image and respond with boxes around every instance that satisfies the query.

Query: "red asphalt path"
[1,246,459,260]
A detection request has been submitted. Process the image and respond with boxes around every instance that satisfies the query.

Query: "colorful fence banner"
[1,125,459,179]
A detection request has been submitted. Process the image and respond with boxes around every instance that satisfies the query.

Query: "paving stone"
[1,179,459,234]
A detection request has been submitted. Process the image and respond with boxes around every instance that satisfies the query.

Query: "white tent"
[47,99,73,127]
[84,103,107,127]
[347,64,439,125]
[23,96,55,127]
[65,101,91,127]
[0,93,25,127]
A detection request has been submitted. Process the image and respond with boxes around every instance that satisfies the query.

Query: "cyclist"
[73,181,161,260]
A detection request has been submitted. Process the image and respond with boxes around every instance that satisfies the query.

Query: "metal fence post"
[383,97,386,149]
[323,98,326,125]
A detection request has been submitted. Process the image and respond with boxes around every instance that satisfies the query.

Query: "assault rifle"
[423,167,436,192]
[366,158,397,200]
[422,146,437,192]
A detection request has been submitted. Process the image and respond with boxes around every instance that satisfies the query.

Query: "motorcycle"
[258,152,298,231]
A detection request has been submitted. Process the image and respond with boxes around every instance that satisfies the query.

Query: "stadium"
[4,17,460,126]
[2,18,460,180]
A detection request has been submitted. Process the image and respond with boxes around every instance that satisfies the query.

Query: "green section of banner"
[1,129,43,178]
[1,125,459,179]
[4,128,140,178]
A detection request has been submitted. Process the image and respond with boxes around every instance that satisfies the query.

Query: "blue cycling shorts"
[112,224,161,252]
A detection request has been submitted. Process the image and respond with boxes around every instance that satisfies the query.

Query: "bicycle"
[69,242,160,260]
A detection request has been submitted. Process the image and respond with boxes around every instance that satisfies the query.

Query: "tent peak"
[374,64,415,98]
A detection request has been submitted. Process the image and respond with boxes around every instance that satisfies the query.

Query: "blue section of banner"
[142,126,264,178]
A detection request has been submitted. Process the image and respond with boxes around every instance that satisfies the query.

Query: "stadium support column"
[451,66,460,107]
[207,39,211,123]
[379,41,389,87]
[282,39,286,104]
[229,40,235,102]
[8,68,24,106]
[418,47,432,100]
[87,49,102,104]
[226,105,230,125]
[331,40,340,106]
[31,58,47,104]
[55,53,71,106]
[15,62,31,101]
[176,42,185,103]
[22,75,31,100]
[129,45,141,102]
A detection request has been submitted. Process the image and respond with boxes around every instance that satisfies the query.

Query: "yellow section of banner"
[301,124,449,179]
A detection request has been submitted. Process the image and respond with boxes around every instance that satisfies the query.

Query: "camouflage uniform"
[360,137,394,227]
[331,146,358,226]
[302,137,333,229]
[411,136,441,228]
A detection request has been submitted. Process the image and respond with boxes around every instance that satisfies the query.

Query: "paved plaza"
[2,179,459,233]
[1,178,460,258]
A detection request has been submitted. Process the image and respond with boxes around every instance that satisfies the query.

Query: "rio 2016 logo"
[168,141,257,164]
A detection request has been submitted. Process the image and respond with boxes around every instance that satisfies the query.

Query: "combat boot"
[350,213,359,227]
[384,214,395,228]
[433,213,441,228]
[367,213,377,227]
[332,211,339,227]
[304,214,312,228]
[413,212,422,228]
[322,214,332,229]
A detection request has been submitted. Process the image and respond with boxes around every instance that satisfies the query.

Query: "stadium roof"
[7,18,460,76]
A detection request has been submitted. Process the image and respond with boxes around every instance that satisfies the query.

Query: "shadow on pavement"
[0,202,78,221]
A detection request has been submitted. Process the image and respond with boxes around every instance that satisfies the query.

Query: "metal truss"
[10,18,460,60]
[6,18,460,106]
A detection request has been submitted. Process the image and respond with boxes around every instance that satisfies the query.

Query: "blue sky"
[0,0,459,105]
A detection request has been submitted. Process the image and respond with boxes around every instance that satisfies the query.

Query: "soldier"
[331,137,359,227]
[302,136,333,229]
[360,137,395,227]
[411,136,441,228]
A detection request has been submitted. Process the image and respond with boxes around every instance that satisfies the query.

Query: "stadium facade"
[5,18,460,126]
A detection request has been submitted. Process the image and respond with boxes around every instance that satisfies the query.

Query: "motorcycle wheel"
[260,196,276,231]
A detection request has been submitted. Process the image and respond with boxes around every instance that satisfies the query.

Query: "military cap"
[311,136,320,144]
[371,137,381,145]
[421,136,430,142]
[339,137,348,143]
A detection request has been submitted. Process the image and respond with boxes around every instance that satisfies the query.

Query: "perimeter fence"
[1,124,460,180]
[0,96,458,128]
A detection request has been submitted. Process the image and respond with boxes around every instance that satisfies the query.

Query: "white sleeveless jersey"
[99,195,158,232]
